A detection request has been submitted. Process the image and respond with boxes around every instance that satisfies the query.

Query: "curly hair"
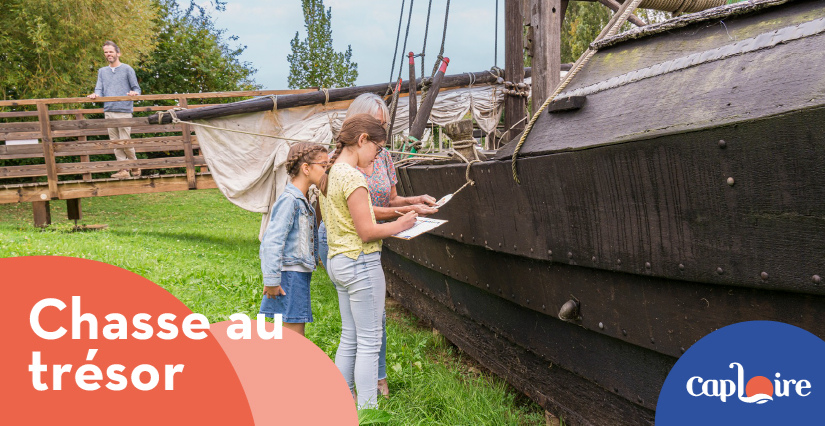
[284,142,328,177]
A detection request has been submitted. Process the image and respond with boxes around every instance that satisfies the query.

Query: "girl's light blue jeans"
[320,222,387,381]
[328,251,385,408]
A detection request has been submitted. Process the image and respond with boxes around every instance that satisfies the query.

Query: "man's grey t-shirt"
[94,64,141,113]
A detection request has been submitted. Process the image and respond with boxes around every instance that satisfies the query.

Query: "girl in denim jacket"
[259,143,329,336]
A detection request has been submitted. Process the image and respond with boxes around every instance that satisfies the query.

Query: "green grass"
[0,189,545,425]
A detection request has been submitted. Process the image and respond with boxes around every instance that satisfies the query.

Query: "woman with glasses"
[319,93,438,397]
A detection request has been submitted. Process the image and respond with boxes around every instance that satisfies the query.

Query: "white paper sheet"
[391,218,448,240]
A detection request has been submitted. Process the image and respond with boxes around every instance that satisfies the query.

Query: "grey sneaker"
[131,169,141,177]
[112,170,130,179]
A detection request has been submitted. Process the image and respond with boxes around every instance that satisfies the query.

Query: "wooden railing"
[0,89,312,205]
[0,90,315,225]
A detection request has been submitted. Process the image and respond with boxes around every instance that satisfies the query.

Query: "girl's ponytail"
[319,139,344,196]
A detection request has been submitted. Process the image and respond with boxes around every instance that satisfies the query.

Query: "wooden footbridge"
[0,90,310,226]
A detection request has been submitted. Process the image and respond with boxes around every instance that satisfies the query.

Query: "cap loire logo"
[656,321,825,425]
[686,362,811,404]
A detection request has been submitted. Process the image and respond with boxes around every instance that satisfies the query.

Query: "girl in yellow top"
[319,114,416,408]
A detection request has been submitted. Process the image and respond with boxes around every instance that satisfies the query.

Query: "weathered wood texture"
[382,250,657,425]
[531,0,562,107]
[0,174,216,204]
[0,137,198,159]
[408,52,418,128]
[2,123,181,141]
[546,95,586,112]
[74,113,92,181]
[0,103,223,119]
[148,68,533,125]
[504,0,527,144]
[32,201,51,227]
[179,98,197,189]
[498,0,825,158]
[0,89,314,107]
[410,60,449,141]
[36,103,59,199]
[398,103,825,295]
[0,156,207,179]
[66,198,81,221]
[383,235,825,360]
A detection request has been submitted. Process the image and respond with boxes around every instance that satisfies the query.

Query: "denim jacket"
[260,182,317,287]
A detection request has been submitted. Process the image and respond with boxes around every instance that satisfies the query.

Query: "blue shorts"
[259,271,313,323]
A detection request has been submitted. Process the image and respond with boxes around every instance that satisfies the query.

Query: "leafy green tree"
[287,0,358,89]
[561,3,671,63]
[135,0,260,96]
[0,0,157,100]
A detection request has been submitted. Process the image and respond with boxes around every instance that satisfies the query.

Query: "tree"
[287,0,358,89]
[561,3,671,63]
[0,0,157,100]
[135,0,260,96]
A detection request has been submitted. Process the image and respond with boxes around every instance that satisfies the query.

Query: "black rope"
[421,0,433,77]
[494,0,499,67]
[430,0,451,79]
[388,0,416,141]
[386,0,406,96]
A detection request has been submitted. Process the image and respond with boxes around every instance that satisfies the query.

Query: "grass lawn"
[0,189,545,425]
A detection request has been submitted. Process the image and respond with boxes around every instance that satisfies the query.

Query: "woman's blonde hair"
[318,114,386,196]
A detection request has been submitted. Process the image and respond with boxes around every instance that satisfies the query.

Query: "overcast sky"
[202,0,506,89]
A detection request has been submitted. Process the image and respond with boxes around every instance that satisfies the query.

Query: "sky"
[201,0,506,89]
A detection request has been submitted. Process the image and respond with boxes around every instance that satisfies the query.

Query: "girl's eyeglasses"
[369,140,386,153]
[309,161,330,167]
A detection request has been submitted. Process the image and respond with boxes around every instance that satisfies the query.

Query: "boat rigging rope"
[388,0,416,142]
[421,0,434,76]
[430,0,451,79]
[421,0,451,103]
[386,0,407,97]
[494,0,499,67]
[510,0,645,184]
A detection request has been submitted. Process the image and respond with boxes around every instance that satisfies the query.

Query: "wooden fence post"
[75,112,92,181]
[178,98,197,189]
[33,201,51,227]
[67,198,82,222]
[36,102,59,199]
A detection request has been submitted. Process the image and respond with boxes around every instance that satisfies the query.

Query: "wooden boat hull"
[383,1,825,424]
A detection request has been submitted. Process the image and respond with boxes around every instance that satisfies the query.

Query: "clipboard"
[391,217,448,240]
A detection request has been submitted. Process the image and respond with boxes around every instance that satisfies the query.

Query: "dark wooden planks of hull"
[497,0,825,159]
[383,251,656,425]
[382,233,825,421]
[398,105,825,295]
[383,235,825,360]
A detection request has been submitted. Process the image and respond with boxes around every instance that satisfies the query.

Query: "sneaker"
[131,168,141,177]
[111,170,130,179]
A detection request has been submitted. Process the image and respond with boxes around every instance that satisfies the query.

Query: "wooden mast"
[503,0,526,147]
[531,0,563,109]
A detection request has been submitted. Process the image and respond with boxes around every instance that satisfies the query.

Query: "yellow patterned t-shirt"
[321,163,381,260]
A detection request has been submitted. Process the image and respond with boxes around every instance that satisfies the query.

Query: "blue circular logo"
[656,321,825,424]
